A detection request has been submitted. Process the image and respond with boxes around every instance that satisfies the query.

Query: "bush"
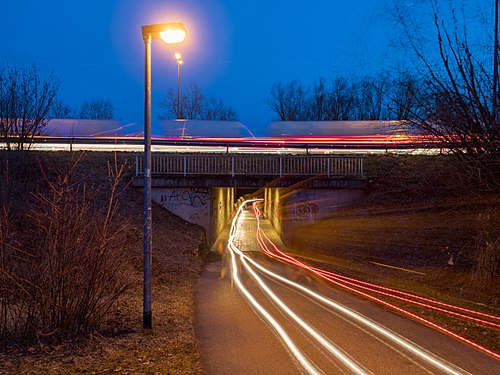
[472,206,500,288]
[0,154,133,344]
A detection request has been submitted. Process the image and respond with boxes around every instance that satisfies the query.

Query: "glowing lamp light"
[160,28,187,44]
[141,22,187,44]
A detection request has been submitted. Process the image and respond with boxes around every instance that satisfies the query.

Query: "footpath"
[194,220,301,375]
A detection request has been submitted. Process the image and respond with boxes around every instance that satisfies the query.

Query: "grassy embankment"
[289,154,499,352]
[0,152,207,374]
[0,152,498,373]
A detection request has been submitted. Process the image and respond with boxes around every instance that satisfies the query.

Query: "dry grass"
[289,154,500,352]
[1,152,498,372]
[0,152,207,374]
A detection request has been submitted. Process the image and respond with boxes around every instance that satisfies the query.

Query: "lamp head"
[142,23,187,44]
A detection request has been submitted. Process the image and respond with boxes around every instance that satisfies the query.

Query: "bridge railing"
[136,154,364,178]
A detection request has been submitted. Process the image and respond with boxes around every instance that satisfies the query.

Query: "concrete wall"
[264,188,284,237]
[263,187,365,244]
[210,187,235,242]
[152,185,363,247]
[152,187,235,245]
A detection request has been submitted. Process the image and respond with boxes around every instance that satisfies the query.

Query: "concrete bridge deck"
[133,153,366,188]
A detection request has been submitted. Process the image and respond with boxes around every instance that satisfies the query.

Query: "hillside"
[289,154,500,352]
[0,152,207,374]
[0,152,498,372]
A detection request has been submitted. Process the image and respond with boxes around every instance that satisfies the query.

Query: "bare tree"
[392,0,500,286]
[50,98,75,119]
[387,70,424,120]
[0,64,59,150]
[79,98,114,120]
[267,81,289,120]
[324,77,356,120]
[310,77,328,121]
[269,76,388,121]
[393,0,500,184]
[267,80,310,121]
[159,81,238,121]
[182,82,205,120]
[160,88,184,119]
[352,75,388,120]
[203,97,239,121]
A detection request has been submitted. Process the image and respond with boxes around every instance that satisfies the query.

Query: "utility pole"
[142,32,153,330]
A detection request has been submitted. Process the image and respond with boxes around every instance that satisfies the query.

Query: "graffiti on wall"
[160,188,210,208]
[290,201,320,223]
[287,190,329,223]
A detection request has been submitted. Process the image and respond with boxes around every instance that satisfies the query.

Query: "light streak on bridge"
[225,199,491,374]
[2,133,448,154]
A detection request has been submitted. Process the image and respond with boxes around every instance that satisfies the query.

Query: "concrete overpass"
[133,153,367,244]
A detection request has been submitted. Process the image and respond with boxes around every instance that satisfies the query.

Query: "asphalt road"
[195,203,499,374]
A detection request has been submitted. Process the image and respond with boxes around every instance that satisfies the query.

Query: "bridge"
[133,153,367,245]
[133,153,365,188]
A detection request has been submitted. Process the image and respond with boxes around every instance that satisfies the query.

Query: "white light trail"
[228,199,471,375]
[227,202,322,375]
[230,205,371,373]
[238,254,372,375]
[242,251,470,375]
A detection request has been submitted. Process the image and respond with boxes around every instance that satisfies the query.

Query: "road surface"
[195,200,499,374]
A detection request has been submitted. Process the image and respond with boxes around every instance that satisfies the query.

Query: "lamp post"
[175,52,183,118]
[141,22,186,329]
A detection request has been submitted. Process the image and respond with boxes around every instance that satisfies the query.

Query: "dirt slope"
[0,152,207,374]
[289,155,499,352]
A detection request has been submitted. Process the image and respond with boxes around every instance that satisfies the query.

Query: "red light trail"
[251,202,500,360]
[227,200,484,374]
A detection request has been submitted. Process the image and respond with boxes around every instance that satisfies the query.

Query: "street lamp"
[141,22,186,329]
[175,52,183,118]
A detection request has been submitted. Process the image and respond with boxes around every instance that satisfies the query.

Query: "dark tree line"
[159,81,239,121]
[51,98,115,120]
[267,72,424,122]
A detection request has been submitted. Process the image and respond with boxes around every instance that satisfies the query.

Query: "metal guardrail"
[135,154,364,178]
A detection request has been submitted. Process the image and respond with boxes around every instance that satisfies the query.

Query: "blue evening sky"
[1,0,402,135]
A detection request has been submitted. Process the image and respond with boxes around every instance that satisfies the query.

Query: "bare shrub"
[472,206,500,288]
[0,155,133,344]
